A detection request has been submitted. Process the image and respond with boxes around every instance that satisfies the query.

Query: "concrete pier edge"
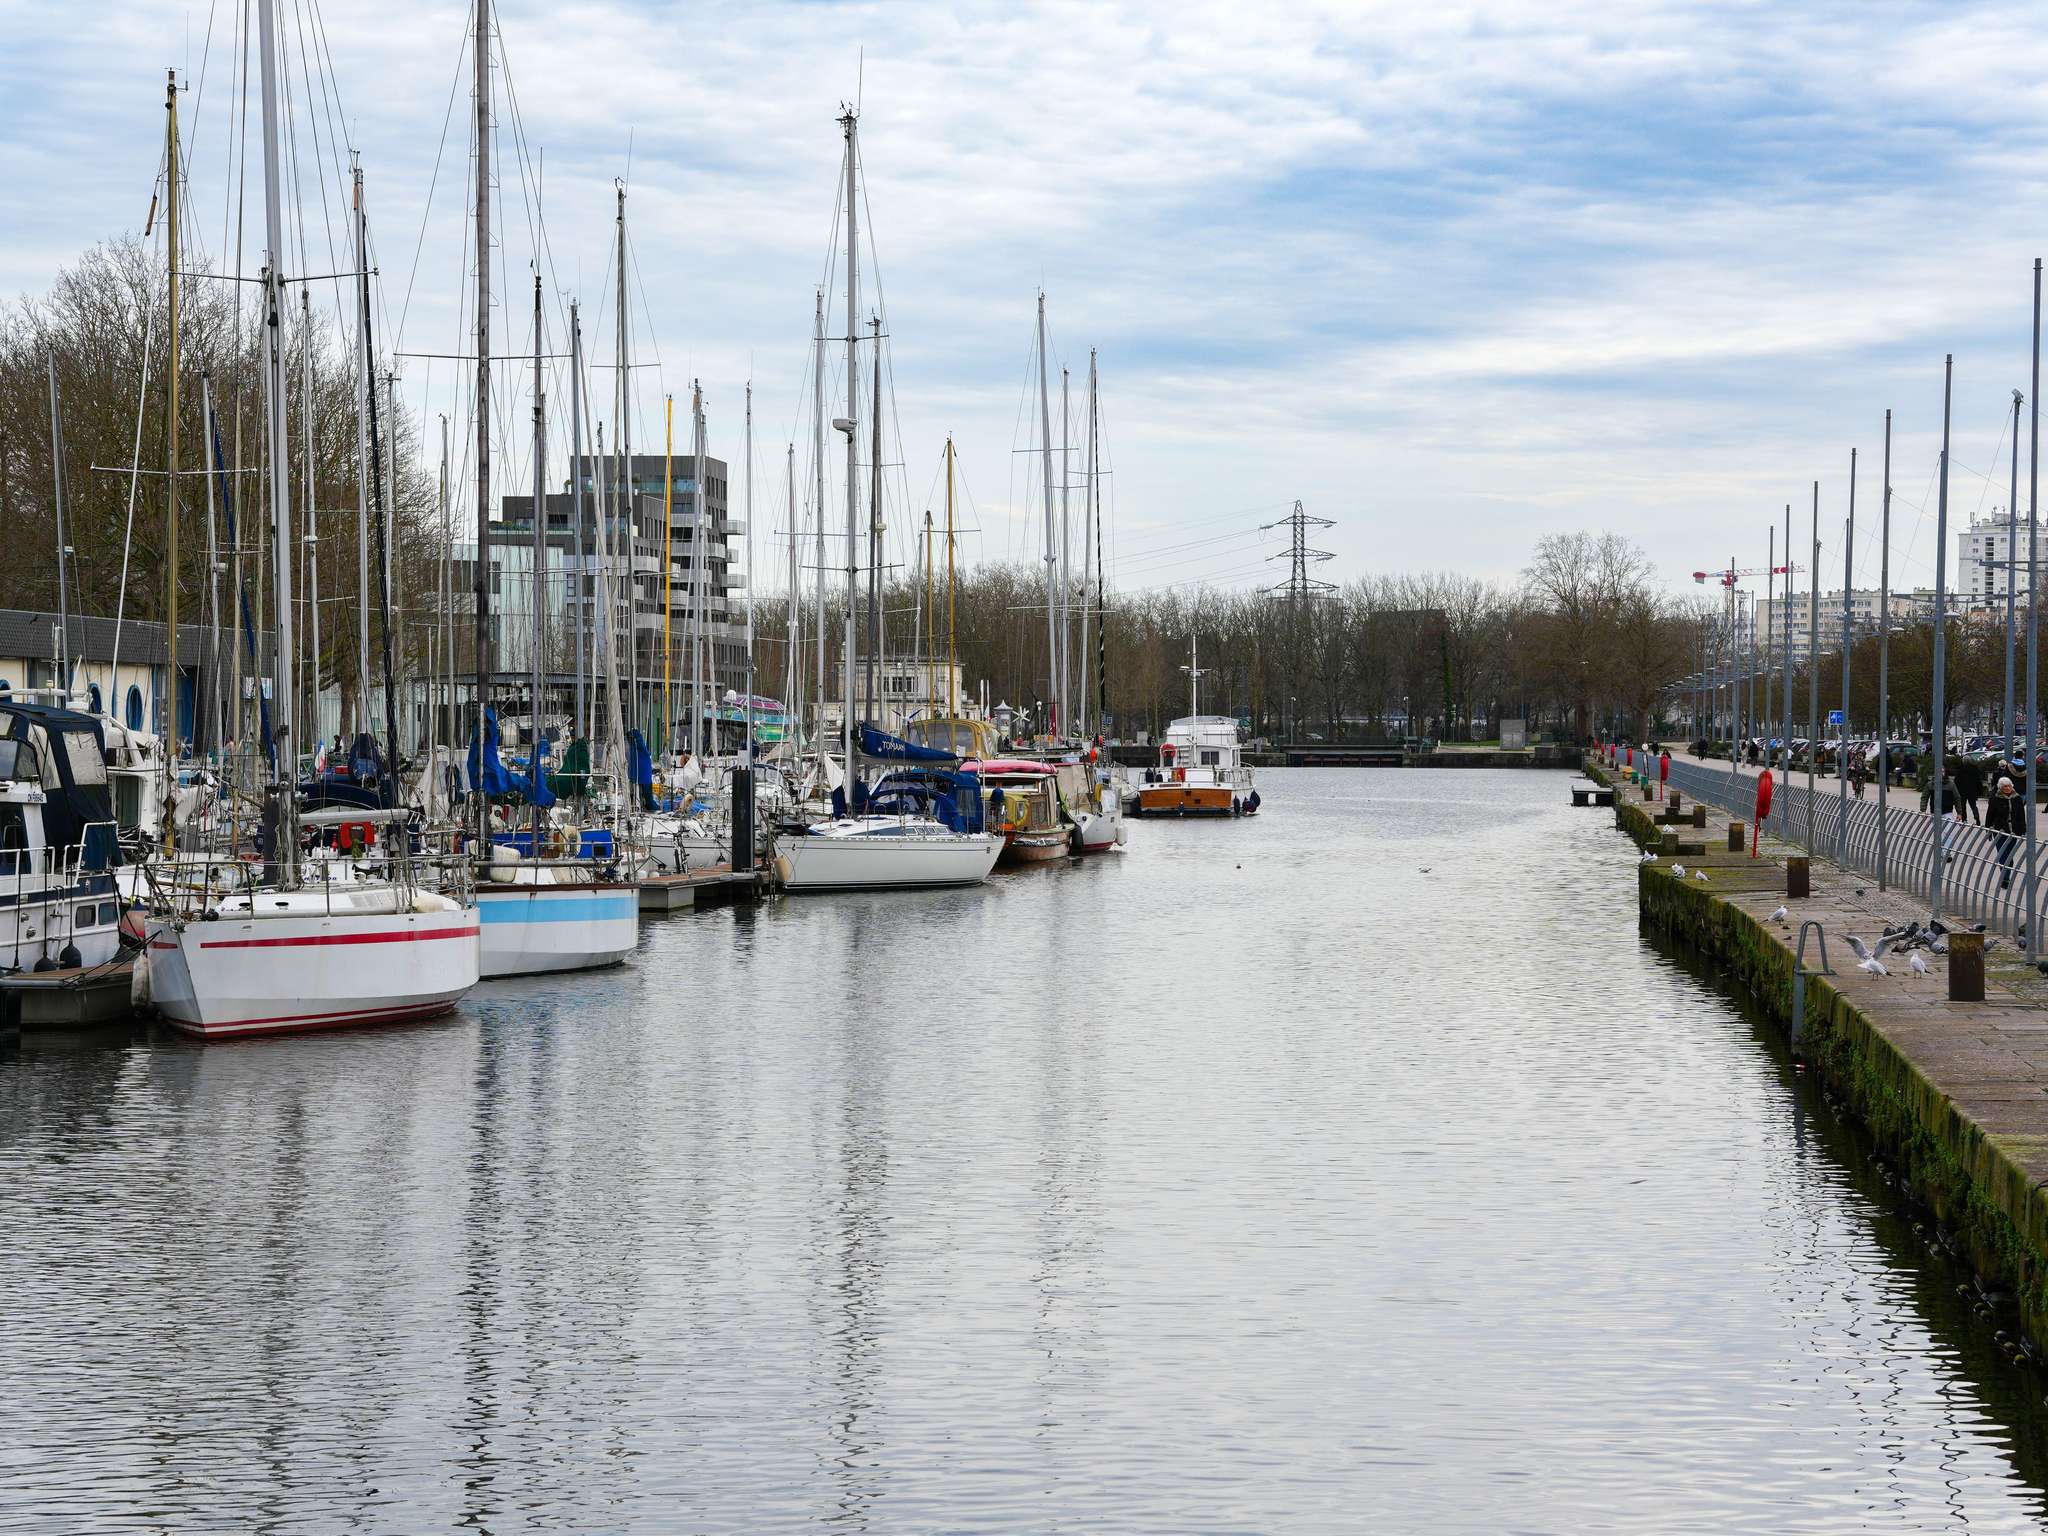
[1585,756,2048,1349]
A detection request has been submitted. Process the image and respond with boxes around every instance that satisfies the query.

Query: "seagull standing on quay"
[1768,905,1788,923]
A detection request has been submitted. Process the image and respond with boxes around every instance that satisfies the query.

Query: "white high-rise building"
[1957,511,2048,602]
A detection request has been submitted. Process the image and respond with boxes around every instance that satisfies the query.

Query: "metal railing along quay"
[1655,754,2044,947]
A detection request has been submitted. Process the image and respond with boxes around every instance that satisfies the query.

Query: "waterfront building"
[1755,588,1937,662]
[0,607,211,747]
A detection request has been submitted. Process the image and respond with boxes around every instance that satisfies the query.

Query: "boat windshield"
[0,738,37,783]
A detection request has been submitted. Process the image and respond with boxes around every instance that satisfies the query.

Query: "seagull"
[1860,955,1891,976]
[1671,865,1687,878]
[1640,851,1659,864]
[1909,952,1931,975]
[1846,935,1874,962]
[1695,869,1709,882]
[1768,905,1788,923]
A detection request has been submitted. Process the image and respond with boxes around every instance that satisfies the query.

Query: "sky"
[6,0,2048,608]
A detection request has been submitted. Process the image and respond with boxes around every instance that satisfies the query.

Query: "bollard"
[1641,782,1655,801]
[1728,820,1746,852]
[1948,932,1985,1002]
[1660,830,1680,855]
[1670,792,1683,815]
[1693,803,1707,828]
[1787,856,1809,898]
[1790,921,1837,1048]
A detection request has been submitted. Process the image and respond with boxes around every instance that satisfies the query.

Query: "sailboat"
[145,4,481,1037]
[772,107,999,893]
[460,11,637,979]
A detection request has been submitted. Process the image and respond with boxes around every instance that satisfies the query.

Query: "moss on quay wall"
[1630,825,2048,1347]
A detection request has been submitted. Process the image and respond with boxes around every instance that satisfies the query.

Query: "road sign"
[1828,709,1844,726]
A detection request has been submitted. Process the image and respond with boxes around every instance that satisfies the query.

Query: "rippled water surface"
[7,768,2048,1532]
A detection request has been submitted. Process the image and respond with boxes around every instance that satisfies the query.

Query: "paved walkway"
[1618,769,2048,1190]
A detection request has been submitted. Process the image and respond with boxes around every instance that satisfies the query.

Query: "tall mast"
[840,107,859,789]
[1060,363,1071,736]
[812,289,827,753]
[662,391,674,757]
[865,314,882,728]
[784,442,799,735]
[256,0,296,877]
[946,436,957,723]
[163,67,180,789]
[530,271,546,852]
[1081,348,1097,741]
[615,184,635,741]
[47,357,69,697]
[1036,292,1057,740]
[570,301,586,744]
[472,0,492,852]
[692,383,707,757]
[302,288,316,745]
[744,380,756,761]
[352,158,372,738]
[924,509,935,726]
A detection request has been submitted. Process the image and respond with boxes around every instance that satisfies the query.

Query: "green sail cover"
[550,736,591,797]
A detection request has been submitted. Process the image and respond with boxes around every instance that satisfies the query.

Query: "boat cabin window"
[1201,749,1220,766]
[0,739,35,782]
[60,730,108,786]
[0,803,26,874]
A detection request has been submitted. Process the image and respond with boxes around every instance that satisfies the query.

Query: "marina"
[13,769,2048,1529]
[16,0,2048,1527]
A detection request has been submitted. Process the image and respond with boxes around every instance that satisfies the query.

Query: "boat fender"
[775,854,794,887]
[1114,824,1128,846]
[58,942,81,970]
[131,946,153,1008]
[488,844,518,884]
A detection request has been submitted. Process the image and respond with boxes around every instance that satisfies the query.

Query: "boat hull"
[773,830,1000,891]
[149,906,480,1039]
[476,883,640,977]
[1132,784,1237,817]
[999,829,1072,865]
[1072,809,1126,853]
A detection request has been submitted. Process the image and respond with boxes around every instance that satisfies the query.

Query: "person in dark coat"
[1989,775,2026,889]
[1952,754,1986,823]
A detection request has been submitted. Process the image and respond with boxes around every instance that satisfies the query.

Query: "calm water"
[6,768,2048,1532]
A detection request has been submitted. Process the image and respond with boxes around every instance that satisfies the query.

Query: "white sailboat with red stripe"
[145,884,480,1038]
[135,5,483,1041]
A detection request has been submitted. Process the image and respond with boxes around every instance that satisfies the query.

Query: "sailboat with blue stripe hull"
[475,874,639,978]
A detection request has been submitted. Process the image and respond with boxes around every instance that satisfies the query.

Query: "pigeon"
[1768,905,1789,923]
[1671,865,1687,878]
[1695,869,1709,882]
[1909,952,1931,975]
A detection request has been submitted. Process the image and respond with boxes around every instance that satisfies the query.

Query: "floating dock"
[637,865,767,912]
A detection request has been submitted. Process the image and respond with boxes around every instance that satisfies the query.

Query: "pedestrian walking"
[1953,754,1986,824]
[1850,749,1867,799]
[1917,751,1934,812]
[1989,775,2026,891]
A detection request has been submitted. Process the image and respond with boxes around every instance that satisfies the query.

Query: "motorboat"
[1132,715,1257,817]
[0,699,126,976]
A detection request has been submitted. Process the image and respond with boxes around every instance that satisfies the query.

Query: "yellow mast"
[662,392,674,756]
[164,68,180,853]
[945,436,958,723]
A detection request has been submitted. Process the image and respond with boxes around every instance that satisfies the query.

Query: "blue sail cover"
[468,708,555,807]
[865,767,984,833]
[860,722,954,763]
[625,729,656,811]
